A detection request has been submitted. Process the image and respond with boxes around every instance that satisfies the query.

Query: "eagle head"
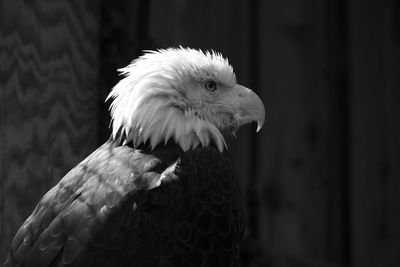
[107,47,265,152]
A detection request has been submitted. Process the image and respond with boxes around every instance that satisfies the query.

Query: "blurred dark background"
[0,0,399,266]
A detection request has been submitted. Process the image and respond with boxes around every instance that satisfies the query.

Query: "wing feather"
[4,142,177,266]
[4,143,244,267]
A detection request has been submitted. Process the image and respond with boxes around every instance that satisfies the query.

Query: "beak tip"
[256,122,264,132]
[235,85,266,133]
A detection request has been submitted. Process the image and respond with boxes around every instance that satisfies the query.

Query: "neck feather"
[110,98,227,152]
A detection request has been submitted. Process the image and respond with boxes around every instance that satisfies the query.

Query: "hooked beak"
[229,85,265,132]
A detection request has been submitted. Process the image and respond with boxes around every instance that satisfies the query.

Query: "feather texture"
[107,47,236,152]
[4,141,244,267]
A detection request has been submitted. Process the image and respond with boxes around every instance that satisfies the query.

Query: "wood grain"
[98,0,149,143]
[0,0,99,263]
[350,0,400,266]
[256,0,349,265]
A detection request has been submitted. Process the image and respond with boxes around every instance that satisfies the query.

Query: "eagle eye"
[204,81,217,92]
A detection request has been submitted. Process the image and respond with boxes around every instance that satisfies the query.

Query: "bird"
[4,47,265,267]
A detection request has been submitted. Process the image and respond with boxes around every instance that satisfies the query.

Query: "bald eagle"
[4,47,265,267]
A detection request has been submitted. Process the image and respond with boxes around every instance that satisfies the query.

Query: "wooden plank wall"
[0,0,99,263]
[256,1,348,266]
[350,0,400,266]
[98,0,154,143]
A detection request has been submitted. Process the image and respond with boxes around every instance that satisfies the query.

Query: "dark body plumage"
[4,141,244,267]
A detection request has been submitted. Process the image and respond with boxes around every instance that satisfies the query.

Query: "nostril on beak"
[238,92,246,98]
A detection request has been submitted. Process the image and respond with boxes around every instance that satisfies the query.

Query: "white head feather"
[107,47,238,152]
